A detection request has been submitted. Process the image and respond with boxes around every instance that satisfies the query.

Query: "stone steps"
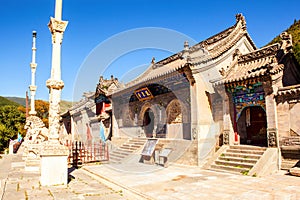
[210,164,249,174]
[210,145,267,175]
[109,138,147,163]
[281,159,300,170]
[218,156,258,164]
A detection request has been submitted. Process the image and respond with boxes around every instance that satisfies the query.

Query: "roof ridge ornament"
[184,40,189,51]
[236,13,246,30]
[280,32,293,53]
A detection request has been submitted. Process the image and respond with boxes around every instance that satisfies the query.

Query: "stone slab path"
[0,154,132,200]
[1,153,300,199]
[85,163,300,200]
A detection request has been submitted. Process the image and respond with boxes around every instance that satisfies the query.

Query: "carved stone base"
[40,141,69,186]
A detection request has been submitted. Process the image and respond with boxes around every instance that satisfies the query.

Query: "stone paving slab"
[84,163,300,200]
[0,154,131,200]
[2,153,300,200]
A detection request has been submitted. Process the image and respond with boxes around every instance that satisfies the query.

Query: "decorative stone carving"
[267,129,277,147]
[29,85,37,92]
[48,17,68,44]
[46,79,64,90]
[236,13,246,30]
[192,127,198,140]
[30,63,37,70]
[24,116,49,144]
[233,49,241,61]
[262,78,273,95]
[280,32,293,53]
[223,130,230,145]
[219,67,226,76]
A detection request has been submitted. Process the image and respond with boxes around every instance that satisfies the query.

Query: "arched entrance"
[143,108,155,138]
[237,106,267,147]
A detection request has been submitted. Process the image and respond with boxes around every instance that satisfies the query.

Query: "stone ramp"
[209,145,268,175]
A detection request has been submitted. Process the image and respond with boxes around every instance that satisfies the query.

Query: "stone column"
[263,78,279,148]
[265,94,279,147]
[46,0,68,141]
[40,0,69,186]
[263,79,281,171]
[217,88,234,146]
[190,82,199,141]
[29,31,37,115]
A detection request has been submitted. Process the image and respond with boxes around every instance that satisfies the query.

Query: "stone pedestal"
[40,142,69,186]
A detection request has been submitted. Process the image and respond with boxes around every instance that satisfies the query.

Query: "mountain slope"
[5,96,74,113]
[0,96,20,107]
[6,97,26,107]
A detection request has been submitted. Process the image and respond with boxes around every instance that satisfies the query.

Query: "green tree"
[0,105,25,152]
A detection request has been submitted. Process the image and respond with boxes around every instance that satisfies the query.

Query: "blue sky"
[0,0,299,101]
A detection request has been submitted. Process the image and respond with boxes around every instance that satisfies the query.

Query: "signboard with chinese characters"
[141,139,158,156]
[135,87,153,101]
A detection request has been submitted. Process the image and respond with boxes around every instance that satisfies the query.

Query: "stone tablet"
[159,148,172,158]
[141,139,158,156]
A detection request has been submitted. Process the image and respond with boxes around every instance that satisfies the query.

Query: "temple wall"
[276,93,300,146]
[112,84,191,140]
[277,101,290,137]
[167,124,183,139]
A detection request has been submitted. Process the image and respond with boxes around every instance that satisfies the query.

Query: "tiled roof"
[125,58,187,88]
[119,14,254,92]
[214,44,283,85]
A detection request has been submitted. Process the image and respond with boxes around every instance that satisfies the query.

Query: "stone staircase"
[109,138,148,163]
[210,145,267,175]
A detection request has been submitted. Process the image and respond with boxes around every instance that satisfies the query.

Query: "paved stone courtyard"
[0,155,132,200]
[1,154,300,200]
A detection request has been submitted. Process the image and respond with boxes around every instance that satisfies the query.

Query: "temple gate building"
[67,14,300,173]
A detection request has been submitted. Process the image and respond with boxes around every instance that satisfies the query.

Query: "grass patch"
[241,170,249,175]
[25,190,28,200]
[48,189,54,198]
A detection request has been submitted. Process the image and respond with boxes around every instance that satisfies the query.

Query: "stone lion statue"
[24,116,49,144]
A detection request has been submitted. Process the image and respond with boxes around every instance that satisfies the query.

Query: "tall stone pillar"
[40,0,69,186]
[29,31,37,115]
[46,0,68,141]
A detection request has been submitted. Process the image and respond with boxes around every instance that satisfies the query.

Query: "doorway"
[237,106,267,147]
[143,108,155,138]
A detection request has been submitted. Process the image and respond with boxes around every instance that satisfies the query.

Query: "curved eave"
[112,63,190,96]
[276,84,300,96]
